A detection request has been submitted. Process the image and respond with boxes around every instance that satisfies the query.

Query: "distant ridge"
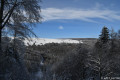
[60,38,97,40]
[60,38,98,47]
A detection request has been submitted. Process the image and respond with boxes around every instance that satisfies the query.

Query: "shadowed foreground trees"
[93,27,120,79]
[0,0,42,80]
[51,44,89,80]
[23,30,120,80]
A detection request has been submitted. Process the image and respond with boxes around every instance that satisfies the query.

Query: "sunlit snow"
[24,38,83,46]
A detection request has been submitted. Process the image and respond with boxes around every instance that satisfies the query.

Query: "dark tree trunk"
[0,0,5,51]
[0,29,2,51]
[0,29,1,43]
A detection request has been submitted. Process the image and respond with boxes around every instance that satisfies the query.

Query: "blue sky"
[34,0,120,38]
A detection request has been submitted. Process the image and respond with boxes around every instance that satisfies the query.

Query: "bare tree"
[0,0,42,50]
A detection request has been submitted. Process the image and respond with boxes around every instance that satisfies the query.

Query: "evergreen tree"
[99,26,110,43]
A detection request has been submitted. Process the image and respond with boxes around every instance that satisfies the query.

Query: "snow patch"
[24,38,83,46]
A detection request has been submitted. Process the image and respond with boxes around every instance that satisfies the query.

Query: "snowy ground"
[24,38,83,46]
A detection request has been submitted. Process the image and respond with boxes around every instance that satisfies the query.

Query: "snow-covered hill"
[24,38,83,46]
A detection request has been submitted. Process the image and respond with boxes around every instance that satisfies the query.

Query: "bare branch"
[2,0,17,29]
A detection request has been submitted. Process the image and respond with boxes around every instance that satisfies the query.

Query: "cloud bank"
[41,8,120,22]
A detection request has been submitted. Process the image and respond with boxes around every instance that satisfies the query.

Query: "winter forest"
[0,0,120,80]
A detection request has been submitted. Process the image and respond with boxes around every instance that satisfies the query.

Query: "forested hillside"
[0,0,120,80]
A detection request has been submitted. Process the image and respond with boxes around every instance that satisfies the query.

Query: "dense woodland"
[0,0,120,80]
[1,26,120,80]
[24,27,120,80]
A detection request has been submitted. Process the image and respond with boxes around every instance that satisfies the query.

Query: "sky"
[33,0,120,38]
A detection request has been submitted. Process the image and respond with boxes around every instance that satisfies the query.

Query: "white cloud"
[41,8,120,22]
[59,26,64,30]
